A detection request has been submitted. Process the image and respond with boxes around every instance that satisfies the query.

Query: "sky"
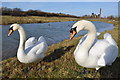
[1,0,120,2]
[1,2,119,17]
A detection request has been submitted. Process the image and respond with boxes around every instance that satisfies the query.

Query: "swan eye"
[70,27,77,33]
[70,29,73,33]
[9,26,13,31]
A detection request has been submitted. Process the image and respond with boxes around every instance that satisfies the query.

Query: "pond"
[1,21,115,60]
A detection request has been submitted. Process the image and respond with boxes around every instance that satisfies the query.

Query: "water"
[1,21,115,60]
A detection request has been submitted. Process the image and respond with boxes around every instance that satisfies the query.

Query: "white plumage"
[70,20,118,70]
[8,24,48,63]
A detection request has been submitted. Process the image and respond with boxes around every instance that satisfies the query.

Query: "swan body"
[70,20,118,70]
[8,24,48,63]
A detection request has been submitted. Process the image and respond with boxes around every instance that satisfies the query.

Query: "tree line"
[1,7,118,19]
[1,7,79,18]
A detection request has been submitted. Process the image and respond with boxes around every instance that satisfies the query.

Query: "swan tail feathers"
[104,33,117,46]
[104,33,112,39]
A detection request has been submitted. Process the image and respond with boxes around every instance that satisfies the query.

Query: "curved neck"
[18,26,26,50]
[77,24,96,57]
[74,21,98,66]
[82,29,96,52]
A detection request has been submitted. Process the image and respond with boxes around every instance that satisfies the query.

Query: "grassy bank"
[1,16,117,25]
[2,16,81,25]
[1,18,120,78]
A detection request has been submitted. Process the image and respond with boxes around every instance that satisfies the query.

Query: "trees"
[1,7,24,16]
[1,7,78,18]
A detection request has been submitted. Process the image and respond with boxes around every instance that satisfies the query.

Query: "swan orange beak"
[8,29,13,36]
[70,30,77,40]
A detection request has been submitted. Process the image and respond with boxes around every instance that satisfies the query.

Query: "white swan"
[8,24,48,63]
[70,20,118,70]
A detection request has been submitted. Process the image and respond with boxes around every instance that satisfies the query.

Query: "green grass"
[2,16,81,25]
[1,18,120,79]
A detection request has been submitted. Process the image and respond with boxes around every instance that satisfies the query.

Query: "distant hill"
[1,7,79,18]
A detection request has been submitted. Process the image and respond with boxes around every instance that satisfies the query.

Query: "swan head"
[70,20,85,39]
[70,20,96,39]
[8,24,20,36]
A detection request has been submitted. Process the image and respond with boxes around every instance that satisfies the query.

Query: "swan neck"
[18,26,26,49]
[82,26,96,51]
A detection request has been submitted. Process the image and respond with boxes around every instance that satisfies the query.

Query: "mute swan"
[8,24,48,63]
[70,20,118,70]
